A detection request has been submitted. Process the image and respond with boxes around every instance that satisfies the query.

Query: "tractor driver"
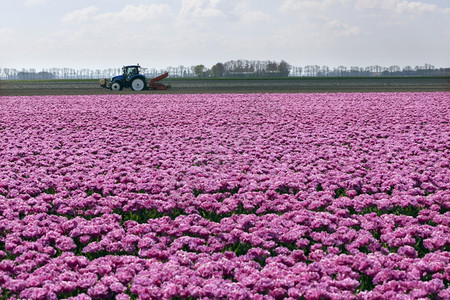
[126,67,137,81]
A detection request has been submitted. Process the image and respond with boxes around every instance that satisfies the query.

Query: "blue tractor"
[99,65,169,91]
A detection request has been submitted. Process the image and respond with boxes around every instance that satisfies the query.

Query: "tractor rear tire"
[110,81,122,91]
[131,78,146,91]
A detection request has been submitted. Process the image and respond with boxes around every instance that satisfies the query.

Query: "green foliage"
[2,290,13,300]
[222,242,253,256]
[370,230,381,240]
[193,189,204,197]
[125,285,139,300]
[361,205,379,215]
[358,246,370,254]
[193,64,207,77]
[44,187,57,195]
[197,209,231,222]
[114,208,185,224]
[83,249,138,261]
[385,186,394,195]
[278,242,299,251]
[415,238,430,258]
[356,273,375,293]
[334,187,348,198]
[371,205,421,218]
[316,183,323,192]
[211,63,225,78]
[85,188,104,197]
[57,289,88,299]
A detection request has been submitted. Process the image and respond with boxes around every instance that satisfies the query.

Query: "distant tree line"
[0,62,448,80]
[292,63,450,77]
[193,60,291,78]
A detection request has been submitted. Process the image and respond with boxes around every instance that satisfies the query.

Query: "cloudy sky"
[1,0,449,70]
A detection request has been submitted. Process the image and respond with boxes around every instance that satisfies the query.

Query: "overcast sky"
[1,0,449,70]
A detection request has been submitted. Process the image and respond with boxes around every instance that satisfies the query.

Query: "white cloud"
[355,0,394,10]
[279,0,349,12]
[175,0,249,31]
[355,0,438,14]
[94,4,173,24]
[323,19,362,37]
[396,1,437,13]
[0,27,14,45]
[179,0,225,19]
[377,19,408,27]
[240,10,271,23]
[62,4,172,26]
[0,27,14,36]
[177,0,259,25]
[279,0,321,12]
[277,0,360,41]
[62,6,98,24]
[25,0,46,6]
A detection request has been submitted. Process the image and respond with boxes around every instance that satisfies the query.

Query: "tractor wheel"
[131,78,146,91]
[110,81,122,91]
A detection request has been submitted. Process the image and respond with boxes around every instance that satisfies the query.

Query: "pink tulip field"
[0,92,449,299]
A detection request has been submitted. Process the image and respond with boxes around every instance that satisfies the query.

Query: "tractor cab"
[123,65,140,82]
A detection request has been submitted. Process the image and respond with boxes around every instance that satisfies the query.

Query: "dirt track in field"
[1,77,449,96]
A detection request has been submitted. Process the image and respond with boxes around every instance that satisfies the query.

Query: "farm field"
[0,76,449,95]
[0,92,449,299]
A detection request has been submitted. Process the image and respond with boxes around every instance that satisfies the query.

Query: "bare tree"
[350,66,360,76]
[402,65,412,75]
[319,65,329,77]
[279,60,291,77]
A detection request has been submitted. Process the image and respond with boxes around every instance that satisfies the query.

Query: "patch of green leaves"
[316,183,323,192]
[356,273,375,293]
[44,187,57,195]
[85,188,104,197]
[334,187,348,199]
[222,242,253,256]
